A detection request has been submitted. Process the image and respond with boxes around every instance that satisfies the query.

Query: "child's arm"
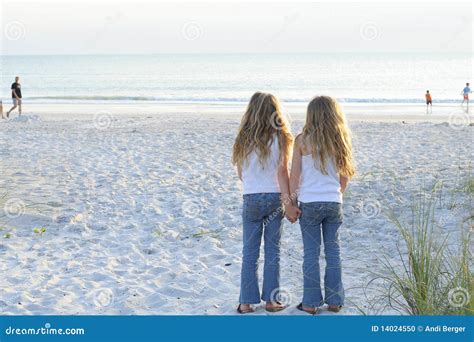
[289,135,303,203]
[278,146,301,223]
[285,136,303,222]
[277,148,291,205]
[340,175,349,193]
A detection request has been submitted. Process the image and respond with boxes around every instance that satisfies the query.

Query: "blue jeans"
[299,201,344,308]
[239,193,283,304]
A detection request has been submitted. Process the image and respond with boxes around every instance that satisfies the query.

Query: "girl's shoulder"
[294,133,304,144]
[295,133,313,155]
[294,133,306,153]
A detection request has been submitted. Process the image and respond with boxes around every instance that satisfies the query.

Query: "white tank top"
[298,154,342,203]
[242,137,280,194]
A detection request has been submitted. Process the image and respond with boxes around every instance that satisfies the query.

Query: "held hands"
[284,203,301,224]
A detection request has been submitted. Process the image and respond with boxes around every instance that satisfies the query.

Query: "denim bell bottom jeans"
[299,201,344,308]
[239,193,283,304]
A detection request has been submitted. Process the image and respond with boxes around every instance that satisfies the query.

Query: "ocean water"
[0,53,472,105]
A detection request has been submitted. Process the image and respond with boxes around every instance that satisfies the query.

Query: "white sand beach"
[0,104,472,315]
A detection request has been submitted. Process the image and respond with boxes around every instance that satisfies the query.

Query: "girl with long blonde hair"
[232,92,299,314]
[289,96,355,314]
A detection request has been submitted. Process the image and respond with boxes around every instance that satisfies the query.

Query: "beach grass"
[463,175,474,195]
[376,181,473,315]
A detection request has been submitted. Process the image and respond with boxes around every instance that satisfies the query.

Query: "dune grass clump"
[376,182,473,315]
[463,175,474,195]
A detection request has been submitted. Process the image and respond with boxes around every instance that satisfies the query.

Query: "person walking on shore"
[461,82,471,110]
[6,76,22,117]
[425,90,432,113]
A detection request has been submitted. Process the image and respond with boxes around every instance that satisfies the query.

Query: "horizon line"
[0,51,472,57]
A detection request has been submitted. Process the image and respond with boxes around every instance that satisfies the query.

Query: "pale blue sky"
[1,0,472,55]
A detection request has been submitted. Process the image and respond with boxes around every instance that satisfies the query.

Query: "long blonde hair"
[302,96,355,177]
[232,92,293,168]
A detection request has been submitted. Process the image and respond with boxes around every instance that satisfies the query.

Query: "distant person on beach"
[0,100,3,119]
[232,92,299,314]
[6,76,22,117]
[461,82,471,108]
[425,90,432,113]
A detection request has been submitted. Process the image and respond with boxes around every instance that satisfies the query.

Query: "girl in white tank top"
[241,136,280,194]
[289,96,355,314]
[298,153,342,203]
[289,96,355,203]
[232,92,299,314]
